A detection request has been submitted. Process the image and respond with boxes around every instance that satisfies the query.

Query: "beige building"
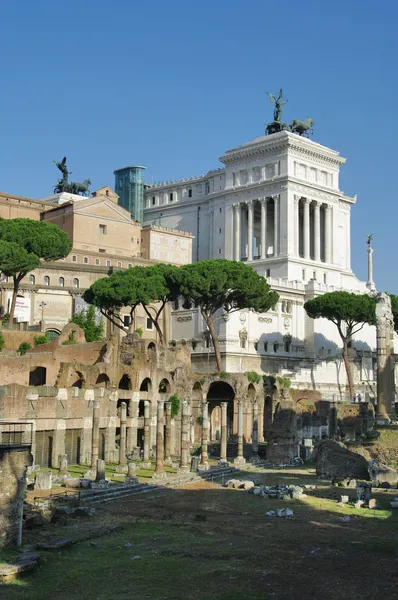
[0,186,193,340]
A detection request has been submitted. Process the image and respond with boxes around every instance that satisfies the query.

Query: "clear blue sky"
[1,0,397,290]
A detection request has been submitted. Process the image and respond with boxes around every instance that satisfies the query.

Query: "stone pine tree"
[176,259,279,372]
[388,294,398,331]
[83,264,179,344]
[0,219,72,325]
[304,291,376,400]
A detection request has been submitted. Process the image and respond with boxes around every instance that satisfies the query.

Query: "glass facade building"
[114,166,146,222]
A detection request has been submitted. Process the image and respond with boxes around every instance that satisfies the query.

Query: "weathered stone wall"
[0,448,32,548]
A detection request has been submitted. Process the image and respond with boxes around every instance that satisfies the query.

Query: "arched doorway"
[96,373,110,388]
[45,329,61,342]
[207,381,235,442]
[118,374,132,390]
[158,378,171,394]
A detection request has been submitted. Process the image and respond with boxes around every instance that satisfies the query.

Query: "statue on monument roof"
[53,156,91,196]
[266,89,288,124]
[265,88,314,137]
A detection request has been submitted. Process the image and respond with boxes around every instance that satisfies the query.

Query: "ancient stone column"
[247,201,253,261]
[116,402,128,472]
[260,198,267,260]
[219,401,228,464]
[366,245,376,292]
[234,399,246,466]
[143,400,150,462]
[164,401,172,463]
[252,401,259,457]
[91,400,100,469]
[303,198,310,260]
[199,402,209,470]
[375,292,396,424]
[153,400,166,478]
[179,400,189,472]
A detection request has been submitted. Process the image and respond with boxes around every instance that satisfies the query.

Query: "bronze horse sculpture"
[288,118,314,137]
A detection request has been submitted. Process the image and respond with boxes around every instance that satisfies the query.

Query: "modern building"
[143,130,383,397]
[0,186,192,340]
[114,165,146,221]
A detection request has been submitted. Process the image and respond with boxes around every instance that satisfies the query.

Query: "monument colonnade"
[232,195,333,263]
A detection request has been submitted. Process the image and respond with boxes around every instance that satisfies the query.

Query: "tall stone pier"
[234,399,246,466]
[153,400,166,479]
[116,402,128,473]
[219,402,228,464]
[91,400,100,468]
[179,400,189,472]
[375,292,396,424]
[143,400,150,461]
[199,401,209,470]
[252,401,259,457]
[164,401,172,463]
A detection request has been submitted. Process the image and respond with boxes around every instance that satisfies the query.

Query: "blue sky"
[1,0,397,290]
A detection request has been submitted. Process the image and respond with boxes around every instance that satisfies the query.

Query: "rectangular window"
[84,257,89,264]
[72,255,77,262]
[99,249,105,253]
[266,269,271,277]
[219,208,222,213]
[106,260,111,267]
[302,269,305,280]
[313,271,317,280]
[117,261,122,267]
[146,317,153,330]
[218,249,222,254]
[128,263,132,268]
[323,273,327,284]
[99,224,106,235]
[188,189,192,198]
[264,341,268,352]
[123,315,131,327]
[169,193,173,202]
[95,258,100,265]
[219,228,222,234]
[152,196,156,205]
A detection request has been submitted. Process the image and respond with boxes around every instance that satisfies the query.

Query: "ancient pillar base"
[115,464,129,474]
[164,458,173,466]
[198,463,210,471]
[152,471,167,481]
[218,459,229,467]
[178,465,190,474]
[141,461,152,469]
[234,456,246,466]
[83,469,96,481]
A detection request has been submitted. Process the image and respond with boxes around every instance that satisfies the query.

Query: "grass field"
[3,467,398,600]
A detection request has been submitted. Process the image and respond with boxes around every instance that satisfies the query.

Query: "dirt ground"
[3,467,398,600]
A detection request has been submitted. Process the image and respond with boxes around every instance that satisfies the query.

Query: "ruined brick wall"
[0,448,32,548]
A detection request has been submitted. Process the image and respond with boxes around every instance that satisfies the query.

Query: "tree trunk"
[205,313,222,372]
[8,279,19,327]
[342,339,354,401]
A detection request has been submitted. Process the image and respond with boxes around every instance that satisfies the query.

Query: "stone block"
[83,469,96,481]
[65,477,81,489]
[316,440,370,479]
[96,459,106,481]
[34,472,52,491]
[369,461,398,487]
[59,455,68,475]
[340,495,349,504]
[127,463,136,478]
[115,464,128,474]
[368,498,378,509]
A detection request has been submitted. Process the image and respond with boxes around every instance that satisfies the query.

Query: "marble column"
[91,400,100,469]
[294,196,300,256]
[143,400,150,462]
[234,400,246,465]
[199,401,209,470]
[234,203,241,261]
[260,198,267,260]
[153,400,166,478]
[164,401,172,463]
[247,201,253,261]
[116,402,128,472]
[179,400,189,472]
[252,401,259,457]
[219,401,228,464]
[325,205,332,263]
[314,201,321,262]
[273,195,279,257]
[303,198,310,260]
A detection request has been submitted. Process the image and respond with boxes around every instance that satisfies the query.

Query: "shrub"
[33,335,48,347]
[277,376,291,388]
[199,377,206,386]
[245,371,261,384]
[135,328,143,337]
[169,394,181,419]
[197,416,203,426]
[18,341,32,355]
[0,332,4,352]
[62,338,77,346]
[218,371,228,379]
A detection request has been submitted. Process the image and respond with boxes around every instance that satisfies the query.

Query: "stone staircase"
[78,465,238,506]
